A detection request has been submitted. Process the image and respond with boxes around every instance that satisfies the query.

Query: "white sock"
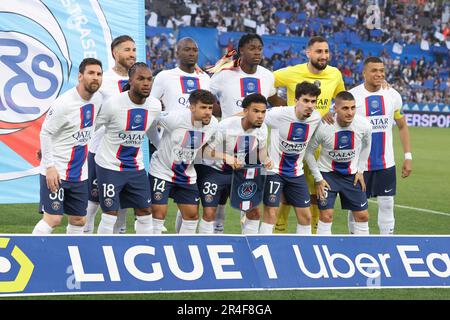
[134,215,153,234]
[296,224,312,234]
[378,196,395,234]
[240,210,246,229]
[97,213,117,234]
[175,210,183,233]
[113,208,128,234]
[84,201,99,234]
[354,221,369,235]
[66,224,85,234]
[198,219,214,234]
[152,217,165,234]
[214,204,226,234]
[259,222,274,234]
[347,210,355,234]
[179,219,198,234]
[317,220,332,235]
[242,219,260,235]
[32,219,54,234]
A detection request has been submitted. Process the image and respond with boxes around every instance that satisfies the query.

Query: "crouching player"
[305,91,372,234]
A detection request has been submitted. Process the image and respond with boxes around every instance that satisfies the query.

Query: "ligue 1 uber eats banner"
[0,235,449,296]
[0,0,145,204]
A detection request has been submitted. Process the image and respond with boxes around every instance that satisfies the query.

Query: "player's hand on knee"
[46,166,61,193]
[402,159,412,178]
[354,172,366,192]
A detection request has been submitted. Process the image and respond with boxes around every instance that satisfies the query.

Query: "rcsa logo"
[0,238,34,293]
[0,1,71,179]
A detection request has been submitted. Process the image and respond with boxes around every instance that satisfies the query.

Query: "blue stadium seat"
[296,12,307,21]
[274,11,292,20]
[333,32,345,44]
[423,79,435,89]
[370,29,383,38]
[439,82,448,91]
[276,23,288,35]
[343,17,357,26]
[349,31,361,45]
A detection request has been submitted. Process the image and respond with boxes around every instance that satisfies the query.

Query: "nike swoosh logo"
[84,122,91,127]
[147,199,151,203]
[361,202,367,207]
[304,199,310,204]
[186,88,196,93]
[339,145,349,149]
[385,189,392,193]
[370,110,380,115]
[131,125,141,130]
[195,197,200,201]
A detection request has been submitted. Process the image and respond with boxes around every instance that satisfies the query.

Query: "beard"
[85,82,100,94]
[310,59,328,71]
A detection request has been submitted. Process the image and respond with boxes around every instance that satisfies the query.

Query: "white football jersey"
[40,88,102,181]
[305,114,372,182]
[265,107,321,177]
[207,115,268,172]
[149,109,218,184]
[89,68,129,153]
[210,66,276,119]
[150,67,211,111]
[350,84,403,171]
[95,92,161,171]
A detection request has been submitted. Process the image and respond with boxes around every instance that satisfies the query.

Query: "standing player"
[268,36,345,234]
[262,82,322,234]
[348,57,412,235]
[84,35,136,234]
[33,58,103,234]
[95,63,161,234]
[150,37,211,232]
[202,93,272,234]
[150,37,211,111]
[149,89,218,234]
[208,33,277,233]
[305,91,372,235]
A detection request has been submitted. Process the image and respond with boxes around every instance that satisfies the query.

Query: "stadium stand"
[145,0,449,105]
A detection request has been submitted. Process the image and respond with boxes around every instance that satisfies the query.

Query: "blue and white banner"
[0,0,145,204]
[0,235,448,297]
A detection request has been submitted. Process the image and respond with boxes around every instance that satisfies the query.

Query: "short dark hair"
[307,36,328,48]
[189,89,216,105]
[122,62,150,91]
[335,91,355,102]
[241,93,267,109]
[238,33,263,53]
[364,56,384,66]
[295,81,321,99]
[78,58,102,74]
[111,35,134,58]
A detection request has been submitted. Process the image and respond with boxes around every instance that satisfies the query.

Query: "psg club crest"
[237,181,257,200]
